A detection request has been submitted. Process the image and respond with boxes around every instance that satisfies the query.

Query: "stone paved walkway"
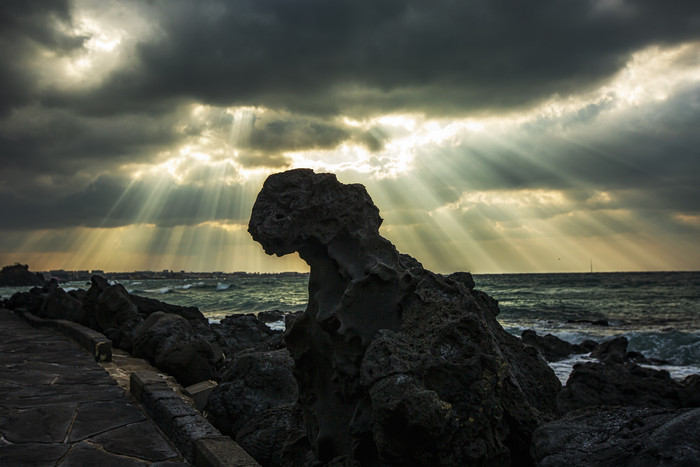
[0,309,190,466]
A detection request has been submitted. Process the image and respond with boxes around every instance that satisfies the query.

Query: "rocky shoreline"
[4,169,699,466]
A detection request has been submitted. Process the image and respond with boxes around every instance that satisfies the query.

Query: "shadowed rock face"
[249,169,561,466]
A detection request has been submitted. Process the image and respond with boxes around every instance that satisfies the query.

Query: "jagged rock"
[206,349,297,439]
[130,294,204,321]
[39,282,85,323]
[571,339,599,354]
[521,330,600,362]
[235,404,298,467]
[212,313,284,355]
[130,293,227,358]
[590,336,629,364]
[94,283,141,350]
[533,406,700,466]
[131,312,220,386]
[248,169,561,466]
[557,361,700,414]
[0,263,44,286]
[521,330,574,362]
[4,287,46,314]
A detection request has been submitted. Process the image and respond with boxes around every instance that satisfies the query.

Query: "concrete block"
[129,371,167,402]
[184,381,218,411]
[194,436,260,467]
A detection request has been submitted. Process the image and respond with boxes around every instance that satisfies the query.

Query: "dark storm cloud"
[52,0,700,116]
[0,1,86,116]
[0,173,255,230]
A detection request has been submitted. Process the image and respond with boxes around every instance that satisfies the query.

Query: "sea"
[2,271,699,383]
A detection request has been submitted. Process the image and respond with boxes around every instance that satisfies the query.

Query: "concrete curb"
[16,310,112,362]
[131,371,260,466]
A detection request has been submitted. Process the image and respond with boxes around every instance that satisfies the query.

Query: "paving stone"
[0,383,125,408]
[0,404,77,443]
[0,310,190,466]
[58,441,149,466]
[0,442,70,467]
[91,419,183,461]
[69,399,146,441]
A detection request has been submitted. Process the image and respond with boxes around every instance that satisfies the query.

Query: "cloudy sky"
[1,0,699,274]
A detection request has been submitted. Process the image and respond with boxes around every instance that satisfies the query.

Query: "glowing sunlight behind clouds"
[2,1,699,274]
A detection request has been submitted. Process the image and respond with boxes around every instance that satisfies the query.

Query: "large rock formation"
[533,407,700,466]
[0,263,44,286]
[248,169,561,466]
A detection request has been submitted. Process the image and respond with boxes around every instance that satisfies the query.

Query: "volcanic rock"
[590,335,629,364]
[557,361,700,414]
[235,404,298,467]
[533,406,700,466]
[131,311,220,386]
[248,169,561,466]
[521,330,600,362]
[212,313,284,355]
[94,283,141,350]
[205,349,297,439]
[39,281,85,323]
[0,263,44,286]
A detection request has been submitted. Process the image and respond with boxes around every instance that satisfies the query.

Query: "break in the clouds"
[1,0,699,273]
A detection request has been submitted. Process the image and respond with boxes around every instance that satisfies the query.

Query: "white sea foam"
[216,282,231,291]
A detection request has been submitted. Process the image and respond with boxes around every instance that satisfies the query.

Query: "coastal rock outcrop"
[248,169,561,466]
[211,313,284,355]
[131,311,220,386]
[558,360,700,413]
[206,349,297,439]
[521,329,598,362]
[533,406,700,466]
[0,263,44,286]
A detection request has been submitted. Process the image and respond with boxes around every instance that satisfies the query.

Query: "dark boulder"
[571,339,599,354]
[0,263,44,286]
[4,287,46,314]
[212,313,284,355]
[206,349,297,439]
[521,330,600,362]
[94,283,141,350]
[130,293,227,359]
[521,330,574,362]
[131,312,220,387]
[248,169,561,466]
[235,404,298,467]
[557,361,700,414]
[590,336,629,364]
[39,283,85,323]
[533,406,700,466]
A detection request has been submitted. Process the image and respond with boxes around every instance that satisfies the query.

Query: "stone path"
[0,309,190,466]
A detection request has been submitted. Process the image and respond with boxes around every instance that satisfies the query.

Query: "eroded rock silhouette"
[248,169,561,466]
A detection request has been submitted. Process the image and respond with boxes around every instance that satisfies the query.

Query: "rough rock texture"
[533,407,700,466]
[131,312,220,386]
[212,313,284,355]
[557,361,700,414]
[0,263,44,286]
[235,404,298,467]
[4,274,222,387]
[39,281,85,323]
[589,335,629,364]
[248,169,561,466]
[521,330,597,362]
[205,349,297,439]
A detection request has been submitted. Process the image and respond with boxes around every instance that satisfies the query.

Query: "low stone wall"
[14,309,259,467]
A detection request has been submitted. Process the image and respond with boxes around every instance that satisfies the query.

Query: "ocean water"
[3,271,699,382]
